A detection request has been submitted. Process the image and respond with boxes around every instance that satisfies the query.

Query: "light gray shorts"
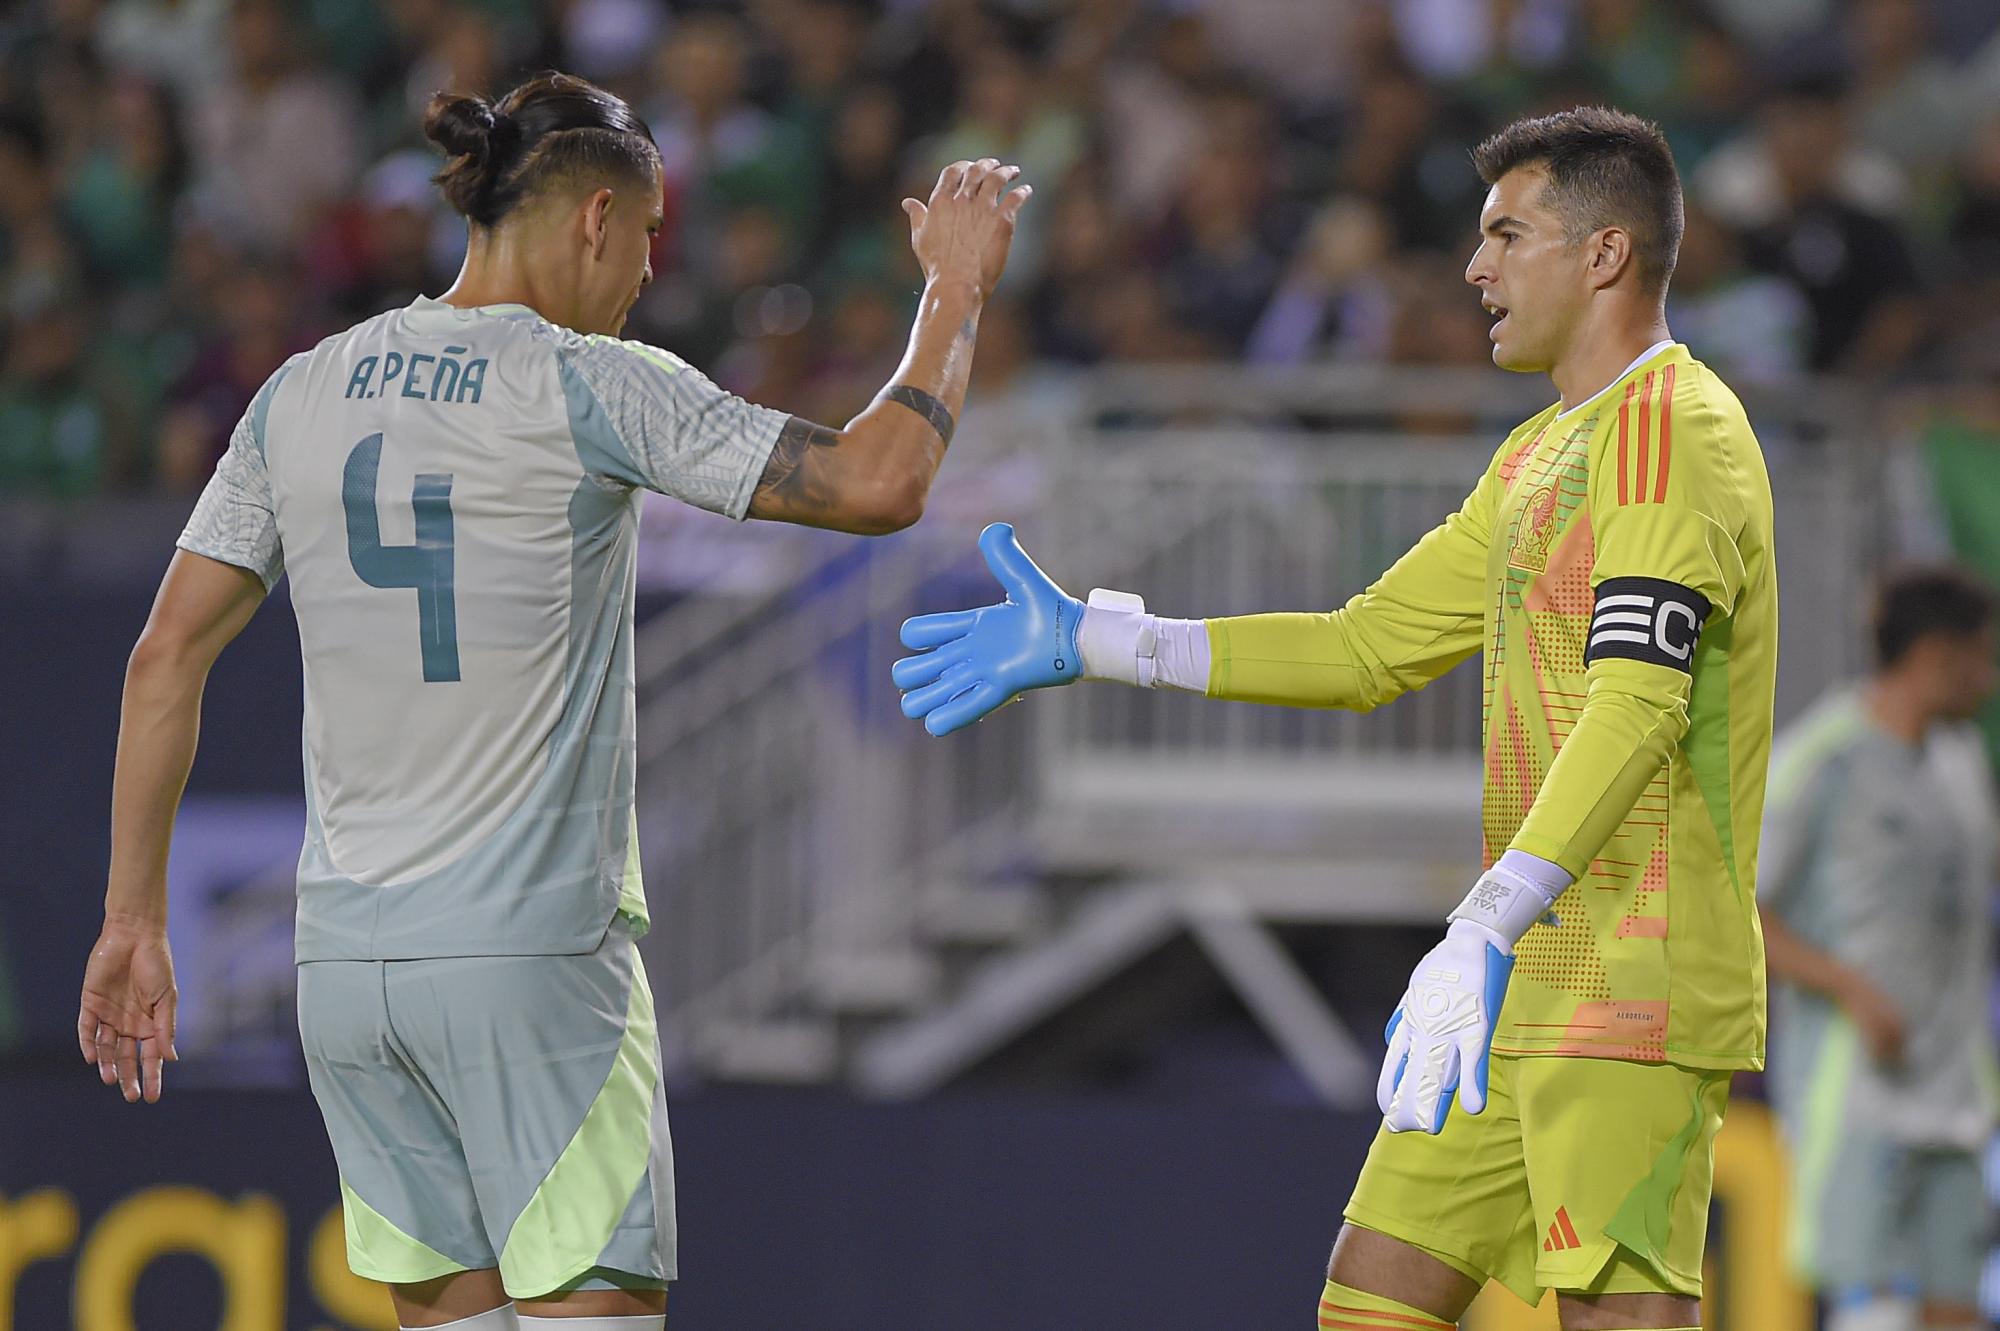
[1791,1129,1990,1305]
[297,921,675,1299]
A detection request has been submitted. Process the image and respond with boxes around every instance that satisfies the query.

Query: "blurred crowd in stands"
[0,0,1997,498]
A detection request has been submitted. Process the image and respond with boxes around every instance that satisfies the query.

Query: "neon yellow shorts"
[1345,1054,1730,1307]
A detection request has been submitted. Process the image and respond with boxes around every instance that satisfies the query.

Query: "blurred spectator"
[1704,77,1924,373]
[1665,206,1811,387]
[155,257,313,491]
[1335,58,1484,253]
[0,0,1998,498]
[1390,0,1568,85]
[1844,0,1974,178]
[929,33,1083,288]
[0,292,141,497]
[0,116,80,320]
[94,0,226,104]
[1153,131,1291,356]
[61,75,186,290]
[1096,12,1222,226]
[646,13,813,269]
[1656,11,1756,173]
[184,0,360,249]
[1027,180,1128,365]
[1245,195,1396,365]
[809,82,908,281]
[1936,113,2000,381]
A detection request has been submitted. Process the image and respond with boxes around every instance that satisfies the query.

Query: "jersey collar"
[1551,339,1679,425]
[406,294,545,324]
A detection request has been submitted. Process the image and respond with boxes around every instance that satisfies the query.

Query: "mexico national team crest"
[1508,481,1561,573]
[1506,422,1592,574]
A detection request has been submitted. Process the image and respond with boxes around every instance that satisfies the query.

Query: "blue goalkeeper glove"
[1378,854,1564,1134]
[893,522,1084,736]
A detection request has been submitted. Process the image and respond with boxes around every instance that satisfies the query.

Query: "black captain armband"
[1584,576,1711,671]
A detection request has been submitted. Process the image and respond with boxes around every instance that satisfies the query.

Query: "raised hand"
[893,522,1083,736]
[902,159,1033,300]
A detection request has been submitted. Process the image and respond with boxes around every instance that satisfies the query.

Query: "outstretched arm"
[1201,468,1500,708]
[748,158,1031,533]
[892,462,1503,734]
[81,551,265,1102]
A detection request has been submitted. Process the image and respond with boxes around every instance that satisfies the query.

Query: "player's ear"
[1587,226,1633,292]
[583,187,615,261]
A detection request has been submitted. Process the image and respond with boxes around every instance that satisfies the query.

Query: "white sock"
[517,1316,663,1329]
[402,1306,518,1331]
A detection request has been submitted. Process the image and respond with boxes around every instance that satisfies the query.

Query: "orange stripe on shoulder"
[1634,371,1655,502]
[1615,381,1635,503]
[1653,362,1676,502]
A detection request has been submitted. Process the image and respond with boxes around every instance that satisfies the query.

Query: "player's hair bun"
[425,92,517,220]
[424,74,657,228]
[425,91,501,160]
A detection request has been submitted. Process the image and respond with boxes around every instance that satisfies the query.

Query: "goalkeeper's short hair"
[1872,564,1997,667]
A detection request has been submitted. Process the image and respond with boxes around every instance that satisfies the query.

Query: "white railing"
[633,366,1890,1076]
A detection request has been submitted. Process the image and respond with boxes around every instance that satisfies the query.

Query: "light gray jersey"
[179,297,785,960]
[1758,687,2000,1147]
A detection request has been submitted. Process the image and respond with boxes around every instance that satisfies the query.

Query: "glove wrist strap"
[1079,589,1158,686]
[1446,858,1564,951]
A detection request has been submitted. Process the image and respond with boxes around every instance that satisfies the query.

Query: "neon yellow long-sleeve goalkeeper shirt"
[1206,343,1777,1069]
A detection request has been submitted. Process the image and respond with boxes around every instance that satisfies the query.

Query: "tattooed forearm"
[882,385,957,448]
[754,415,844,514]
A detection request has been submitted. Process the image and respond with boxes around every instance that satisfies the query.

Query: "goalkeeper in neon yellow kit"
[893,108,1776,1331]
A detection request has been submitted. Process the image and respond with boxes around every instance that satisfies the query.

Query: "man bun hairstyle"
[1872,565,1997,669]
[425,72,659,228]
[1471,106,1684,302]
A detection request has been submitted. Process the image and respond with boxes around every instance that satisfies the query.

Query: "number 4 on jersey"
[342,432,461,682]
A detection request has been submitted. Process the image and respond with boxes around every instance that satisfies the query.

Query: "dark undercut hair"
[1471,106,1684,301]
[1872,565,1996,669]
[425,72,659,229]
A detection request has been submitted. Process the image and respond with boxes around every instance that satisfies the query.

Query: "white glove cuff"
[1079,589,1158,686]
[1446,851,1568,950]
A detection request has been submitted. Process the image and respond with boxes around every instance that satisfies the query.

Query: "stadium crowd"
[0,0,1996,498]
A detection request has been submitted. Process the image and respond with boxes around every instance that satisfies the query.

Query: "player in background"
[76,72,1028,1331]
[1759,567,1998,1331]
[894,108,1775,1331]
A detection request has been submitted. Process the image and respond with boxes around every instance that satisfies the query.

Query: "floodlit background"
[1,0,1997,1327]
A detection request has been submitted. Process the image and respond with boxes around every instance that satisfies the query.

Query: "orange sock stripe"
[1317,1301,1452,1330]
[1653,362,1676,500]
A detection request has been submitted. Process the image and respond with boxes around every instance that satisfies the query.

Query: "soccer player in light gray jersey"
[77,72,1030,1330]
[1758,567,2000,1331]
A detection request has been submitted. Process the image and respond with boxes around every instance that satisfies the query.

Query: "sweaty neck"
[438,226,584,331]
[1550,311,1674,413]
